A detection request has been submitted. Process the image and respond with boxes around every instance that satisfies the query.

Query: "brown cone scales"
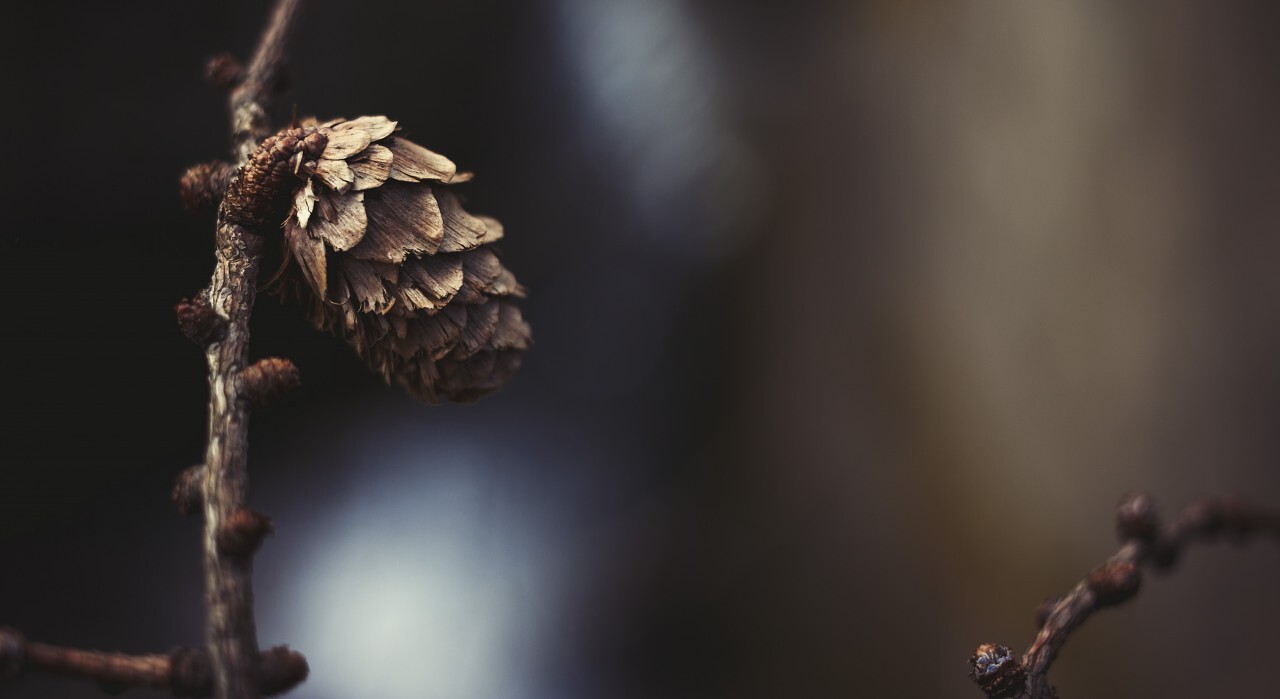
[280,116,530,403]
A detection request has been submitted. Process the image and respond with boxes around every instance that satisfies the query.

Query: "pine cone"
[278,116,531,403]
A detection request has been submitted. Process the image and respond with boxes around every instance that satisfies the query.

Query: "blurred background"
[3,1,1280,697]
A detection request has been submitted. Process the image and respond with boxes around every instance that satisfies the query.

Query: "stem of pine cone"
[202,1,302,698]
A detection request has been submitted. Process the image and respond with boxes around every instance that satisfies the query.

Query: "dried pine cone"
[276,116,530,402]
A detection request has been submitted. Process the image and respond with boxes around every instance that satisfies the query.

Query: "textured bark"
[229,0,300,165]
[200,1,302,698]
[23,641,170,691]
[201,216,265,699]
[0,629,305,697]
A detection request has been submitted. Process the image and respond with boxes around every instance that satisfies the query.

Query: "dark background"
[3,1,1280,697]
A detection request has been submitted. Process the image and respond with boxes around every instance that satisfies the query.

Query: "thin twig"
[0,4,306,696]
[202,1,303,698]
[970,494,1280,699]
[0,629,307,697]
[230,0,302,163]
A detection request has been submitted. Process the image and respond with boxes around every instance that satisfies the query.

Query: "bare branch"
[970,494,1280,698]
[200,2,304,698]
[230,0,302,163]
[0,629,306,698]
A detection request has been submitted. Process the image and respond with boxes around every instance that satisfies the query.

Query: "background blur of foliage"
[2,1,1278,697]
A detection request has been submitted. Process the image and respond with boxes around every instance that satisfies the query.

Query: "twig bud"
[1116,491,1159,542]
[175,294,226,346]
[969,643,1025,698]
[1087,560,1141,607]
[258,646,309,696]
[180,161,238,211]
[216,508,274,557]
[204,53,243,89]
[239,358,301,406]
[172,465,205,517]
[168,646,213,698]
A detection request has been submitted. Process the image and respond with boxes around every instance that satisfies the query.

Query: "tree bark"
[200,2,302,698]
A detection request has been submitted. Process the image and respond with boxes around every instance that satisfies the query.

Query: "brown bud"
[1116,492,1159,542]
[1088,560,1141,607]
[176,294,226,346]
[168,646,213,698]
[180,161,237,211]
[204,52,243,89]
[258,646,309,696]
[216,508,274,557]
[969,643,1025,698]
[239,358,301,406]
[0,628,24,678]
[172,465,204,517]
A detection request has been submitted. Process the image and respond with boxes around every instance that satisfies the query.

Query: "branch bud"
[216,508,274,558]
[1115,492,1159,542]
[258,646,309,696]
[204,53,244,89]
[239,358,301,406]
[1087,560,1141,607]
[175,294,226,346]
[168,646,212,698]
[179,161,237,211]
[172,465,205,517]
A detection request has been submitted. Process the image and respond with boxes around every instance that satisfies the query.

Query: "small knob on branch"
[239,358,301,406]
[168,646,213,697]
[179,161,238,211]
[1116,492,1160,542]
[258,646,309,696]
[175,294,226,347]
[1087,560,1141,607]
[216,508,274,558]
[171,465,205,517]
[204,53,244,89]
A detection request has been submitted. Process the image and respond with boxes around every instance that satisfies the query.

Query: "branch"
[230,0,302,163]
[970,494,1280,699]
[0,629,306,697]
[199,2,303,698]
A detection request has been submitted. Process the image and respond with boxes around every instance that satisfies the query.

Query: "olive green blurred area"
[1,1,1278,698]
